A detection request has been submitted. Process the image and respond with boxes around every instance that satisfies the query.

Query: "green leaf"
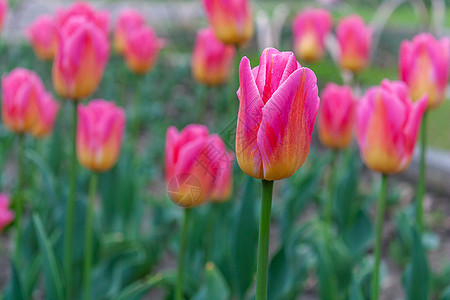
[114,271,175,300]
[439,286,450,300]
[4,260,25,300]
[192,263,230,300]
[349,276,364,300]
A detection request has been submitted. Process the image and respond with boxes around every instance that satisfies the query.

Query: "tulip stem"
[14,134,25,262]
[371,174,388,300]
[324,150,339,233]
[176,208,191,300]
[64,100,78,300]
[416,110,428,233]
[256,180,274,300]
[83,172,98,300]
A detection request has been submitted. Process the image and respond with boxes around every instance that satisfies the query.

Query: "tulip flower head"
[0,0,7,33]
[209,139,234,202]
[30,92,60,138]
[56,1,110,35]
[2,68,45,134]
[26,15,58,61]
[77,100,125,172]
[356,80,427,174]
[0,194,14,231]
[292,8,332,62]
[236,48,320,181]
[202,0,254,45]
[192,28,236,86]
[319,83,356,149]
[337,15,372,73]
[123,25,162,74]
[114,9,146,54]
[399,33,450,109]
[53,17,110,100]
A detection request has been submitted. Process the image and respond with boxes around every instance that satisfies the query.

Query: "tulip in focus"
[319,83,356,149]
[26,15,58,61]
[56,1,109,35]
[123,25,162,74]
[53,17,110,100]
[356,79,427,174]
[1,68,45,134]
[202,0,254,45]
[0,194,14,231]
[77,100,126,172]
[114,9,145,54]
[337,15,372,73]
[236,48,320,181]
[209,139,234,202]
[292,8,332,62]
[399,33,450,109]
[192,28,236,86]
[30,92,60,138]
[0,0,7,33]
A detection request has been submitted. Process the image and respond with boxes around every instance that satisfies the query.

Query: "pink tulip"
[356,80,427,174]
[30,92,60,138]
[202,0,254,45]
[337,15,372,73]
[77,100,125,172]
[0,194,14,231]
[1,68,45,134]
[123,25,162,74]
[56,1,110,35]
[26,15,58,61]
[399,33,450,109]
[114,9,146,54]
[192,28,236,86]
[53,17,110,100]
[292,8,332,62]
[166,124,227,207]
[209,138,234,202]
[319,83,356,149]
[0,0,7,33]
[236,48,320,180]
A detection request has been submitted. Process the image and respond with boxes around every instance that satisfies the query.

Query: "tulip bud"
[0,0,7,33]
[356,80,427,174]
[209,139,234,202]
[236,48,320,180]
[26,15,58,61]
[30,92,60,138]
[53,17,110,100]
[1,68,45,134]
[399,33,450,109]
[56,1,110,35]
[337,15,372,73]
[77,100,125,172]
[114,9,145,54]
[202,0,253,46]
[192,28,235,86]
[292,8,332,62]
[0,194,14,232]
[123,25,162,74]
[319,83,356,149]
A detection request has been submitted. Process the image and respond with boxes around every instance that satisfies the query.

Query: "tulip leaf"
[114,271,175,300]
[192,263,230,300]
[3,260,25,300]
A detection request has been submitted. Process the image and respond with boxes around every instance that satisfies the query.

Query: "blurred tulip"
[356,80,427,174]
[209,139,234,202]
[337,15,372,73]
[114,9,145,54]
[77,100,125,172]
[319,83,356,149]
[26,15,58,61]
[292,8,332,62]
[166,124,226,207]
[202,0,253,45]
[0,0,7,33]
[0,194,14,231]
[399,33,450,109]
[1,68,45,134]
[192,28,236,86]
[53,17,110,100]
[123,25,162,74]
[236,48,320,181]
[56,1,109,35]
[30,92,60,138]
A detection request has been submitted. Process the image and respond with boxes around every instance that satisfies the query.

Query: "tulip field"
[1,0,450,299]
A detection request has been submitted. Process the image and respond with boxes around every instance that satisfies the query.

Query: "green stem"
[325,150,339,229]
[371,174,388,300]
[64,100,78,300]
[416,110,428,233]
[83,173,98,300]
[176,208,191,300]
[256,180,274,300]
[14,134,25,262]
[205,203,218,264]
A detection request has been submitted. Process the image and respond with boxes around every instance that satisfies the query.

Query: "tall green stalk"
[176,208,191,300]
[64,100,78,300]
[371,174,388,300]
[325,150,339,230]
[14,134,25,261]
[416,110,428,233]
[83,173,98,300]
[256,180,274,300]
